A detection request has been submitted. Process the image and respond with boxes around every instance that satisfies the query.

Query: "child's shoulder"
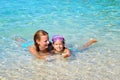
[64,47,70,52]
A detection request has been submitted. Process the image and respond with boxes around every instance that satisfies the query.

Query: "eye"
[44,40,49,43]
[44,40,47,42]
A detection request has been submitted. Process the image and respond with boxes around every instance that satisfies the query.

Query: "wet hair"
[34,30,48,51]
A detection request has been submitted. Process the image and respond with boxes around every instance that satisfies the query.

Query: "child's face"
[53,40,64,52]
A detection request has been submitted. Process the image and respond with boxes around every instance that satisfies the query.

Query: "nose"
[47,40,49,44]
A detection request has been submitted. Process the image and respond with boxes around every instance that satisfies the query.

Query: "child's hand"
[62,53,70,58]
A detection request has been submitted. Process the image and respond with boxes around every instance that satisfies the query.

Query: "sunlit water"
[0,0,120,80]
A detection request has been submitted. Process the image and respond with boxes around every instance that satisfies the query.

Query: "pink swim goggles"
[52,35,64,42]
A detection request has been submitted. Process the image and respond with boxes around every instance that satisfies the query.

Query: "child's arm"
[62,48,71,58]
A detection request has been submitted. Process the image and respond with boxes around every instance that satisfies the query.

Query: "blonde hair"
[34,30,48,51]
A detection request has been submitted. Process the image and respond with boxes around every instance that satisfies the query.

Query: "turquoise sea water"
[0,0,120,80]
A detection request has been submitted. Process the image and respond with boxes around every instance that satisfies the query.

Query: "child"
[51,35,71,58]
[51,35,97,58]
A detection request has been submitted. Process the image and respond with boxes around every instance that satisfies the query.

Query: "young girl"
[51,35,97,58]
[51,35,71,58]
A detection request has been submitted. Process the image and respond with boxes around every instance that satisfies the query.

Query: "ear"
[36,39,40,45]
[52,43,55,47]
[52,43,54,46]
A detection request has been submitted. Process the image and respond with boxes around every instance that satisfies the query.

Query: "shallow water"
[0,0,120,80]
